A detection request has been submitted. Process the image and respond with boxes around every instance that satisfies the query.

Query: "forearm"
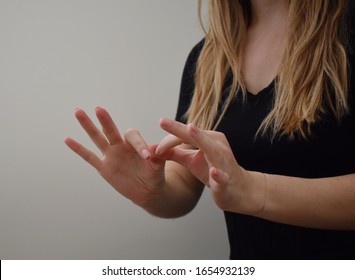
[141,162,204,218]
[156,118,355,228]
[251,172,355,230]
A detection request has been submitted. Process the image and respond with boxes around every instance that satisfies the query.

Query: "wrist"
[240,170,268,216]
[136,180,192,218]
[134,181,168,210]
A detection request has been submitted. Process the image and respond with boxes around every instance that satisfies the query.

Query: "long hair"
[188,0,349,139]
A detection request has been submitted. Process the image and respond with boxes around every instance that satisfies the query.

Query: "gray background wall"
[0,0,229,259]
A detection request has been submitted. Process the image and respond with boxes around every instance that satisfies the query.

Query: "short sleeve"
[175,39,205,123]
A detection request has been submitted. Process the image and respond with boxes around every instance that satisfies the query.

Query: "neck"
[249,0,288,27]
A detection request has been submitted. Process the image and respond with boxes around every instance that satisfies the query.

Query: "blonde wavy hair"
[187,0,349,139]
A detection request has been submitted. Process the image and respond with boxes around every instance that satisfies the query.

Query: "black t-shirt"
[175,28,355,259]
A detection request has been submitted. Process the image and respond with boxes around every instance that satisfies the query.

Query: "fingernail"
[210,167,217,175]
[160,118,172,127]
[155,145,162,156]
[141,149,150,159]
[74,108,83,117]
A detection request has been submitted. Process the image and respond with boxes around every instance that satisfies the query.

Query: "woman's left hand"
[155,118,266,215]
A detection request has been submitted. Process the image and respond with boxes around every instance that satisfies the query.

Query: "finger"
[155,134,183,155]
[186,123,223,166]
[148,143,171,161]
[124,128,150,159]
[64,137,102,170]
[168,147,199,167]
[95,106,123,145]
[159,118,196,147]
[74,108,109,153]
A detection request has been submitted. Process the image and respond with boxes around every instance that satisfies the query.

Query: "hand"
[156,118,266,215]
[64,107,169,207]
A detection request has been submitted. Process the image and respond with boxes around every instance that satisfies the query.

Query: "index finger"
[159,118,230,173]
[155,134,183,155]
[185,123,223,166]
[157,118,196,154]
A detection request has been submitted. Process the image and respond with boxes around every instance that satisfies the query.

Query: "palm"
[65,107,166,205]
[100,143,165,202]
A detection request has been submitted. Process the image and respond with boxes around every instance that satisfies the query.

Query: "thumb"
[209,167,230,192]
[147,144,172,171]
[149,144,173,161]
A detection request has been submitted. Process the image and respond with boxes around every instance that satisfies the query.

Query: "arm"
[255,172,355,230]
[142,159,204,218]
[156,118,355,230]
[64,107,203,218]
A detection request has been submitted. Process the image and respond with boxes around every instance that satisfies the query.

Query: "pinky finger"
[64,137,102,170]
[209,167,229,192]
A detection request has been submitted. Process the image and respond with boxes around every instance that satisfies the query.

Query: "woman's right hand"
[64,107,168,207]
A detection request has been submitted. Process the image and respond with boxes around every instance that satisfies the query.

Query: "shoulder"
[175,39,205,122]
[188,38,205,60]
[179,38,206,95]
[183,38,205,72]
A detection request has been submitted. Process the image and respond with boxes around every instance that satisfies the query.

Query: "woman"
[65,0,355,259]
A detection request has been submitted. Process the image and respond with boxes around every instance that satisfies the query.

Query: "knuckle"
[216,131,226,140]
